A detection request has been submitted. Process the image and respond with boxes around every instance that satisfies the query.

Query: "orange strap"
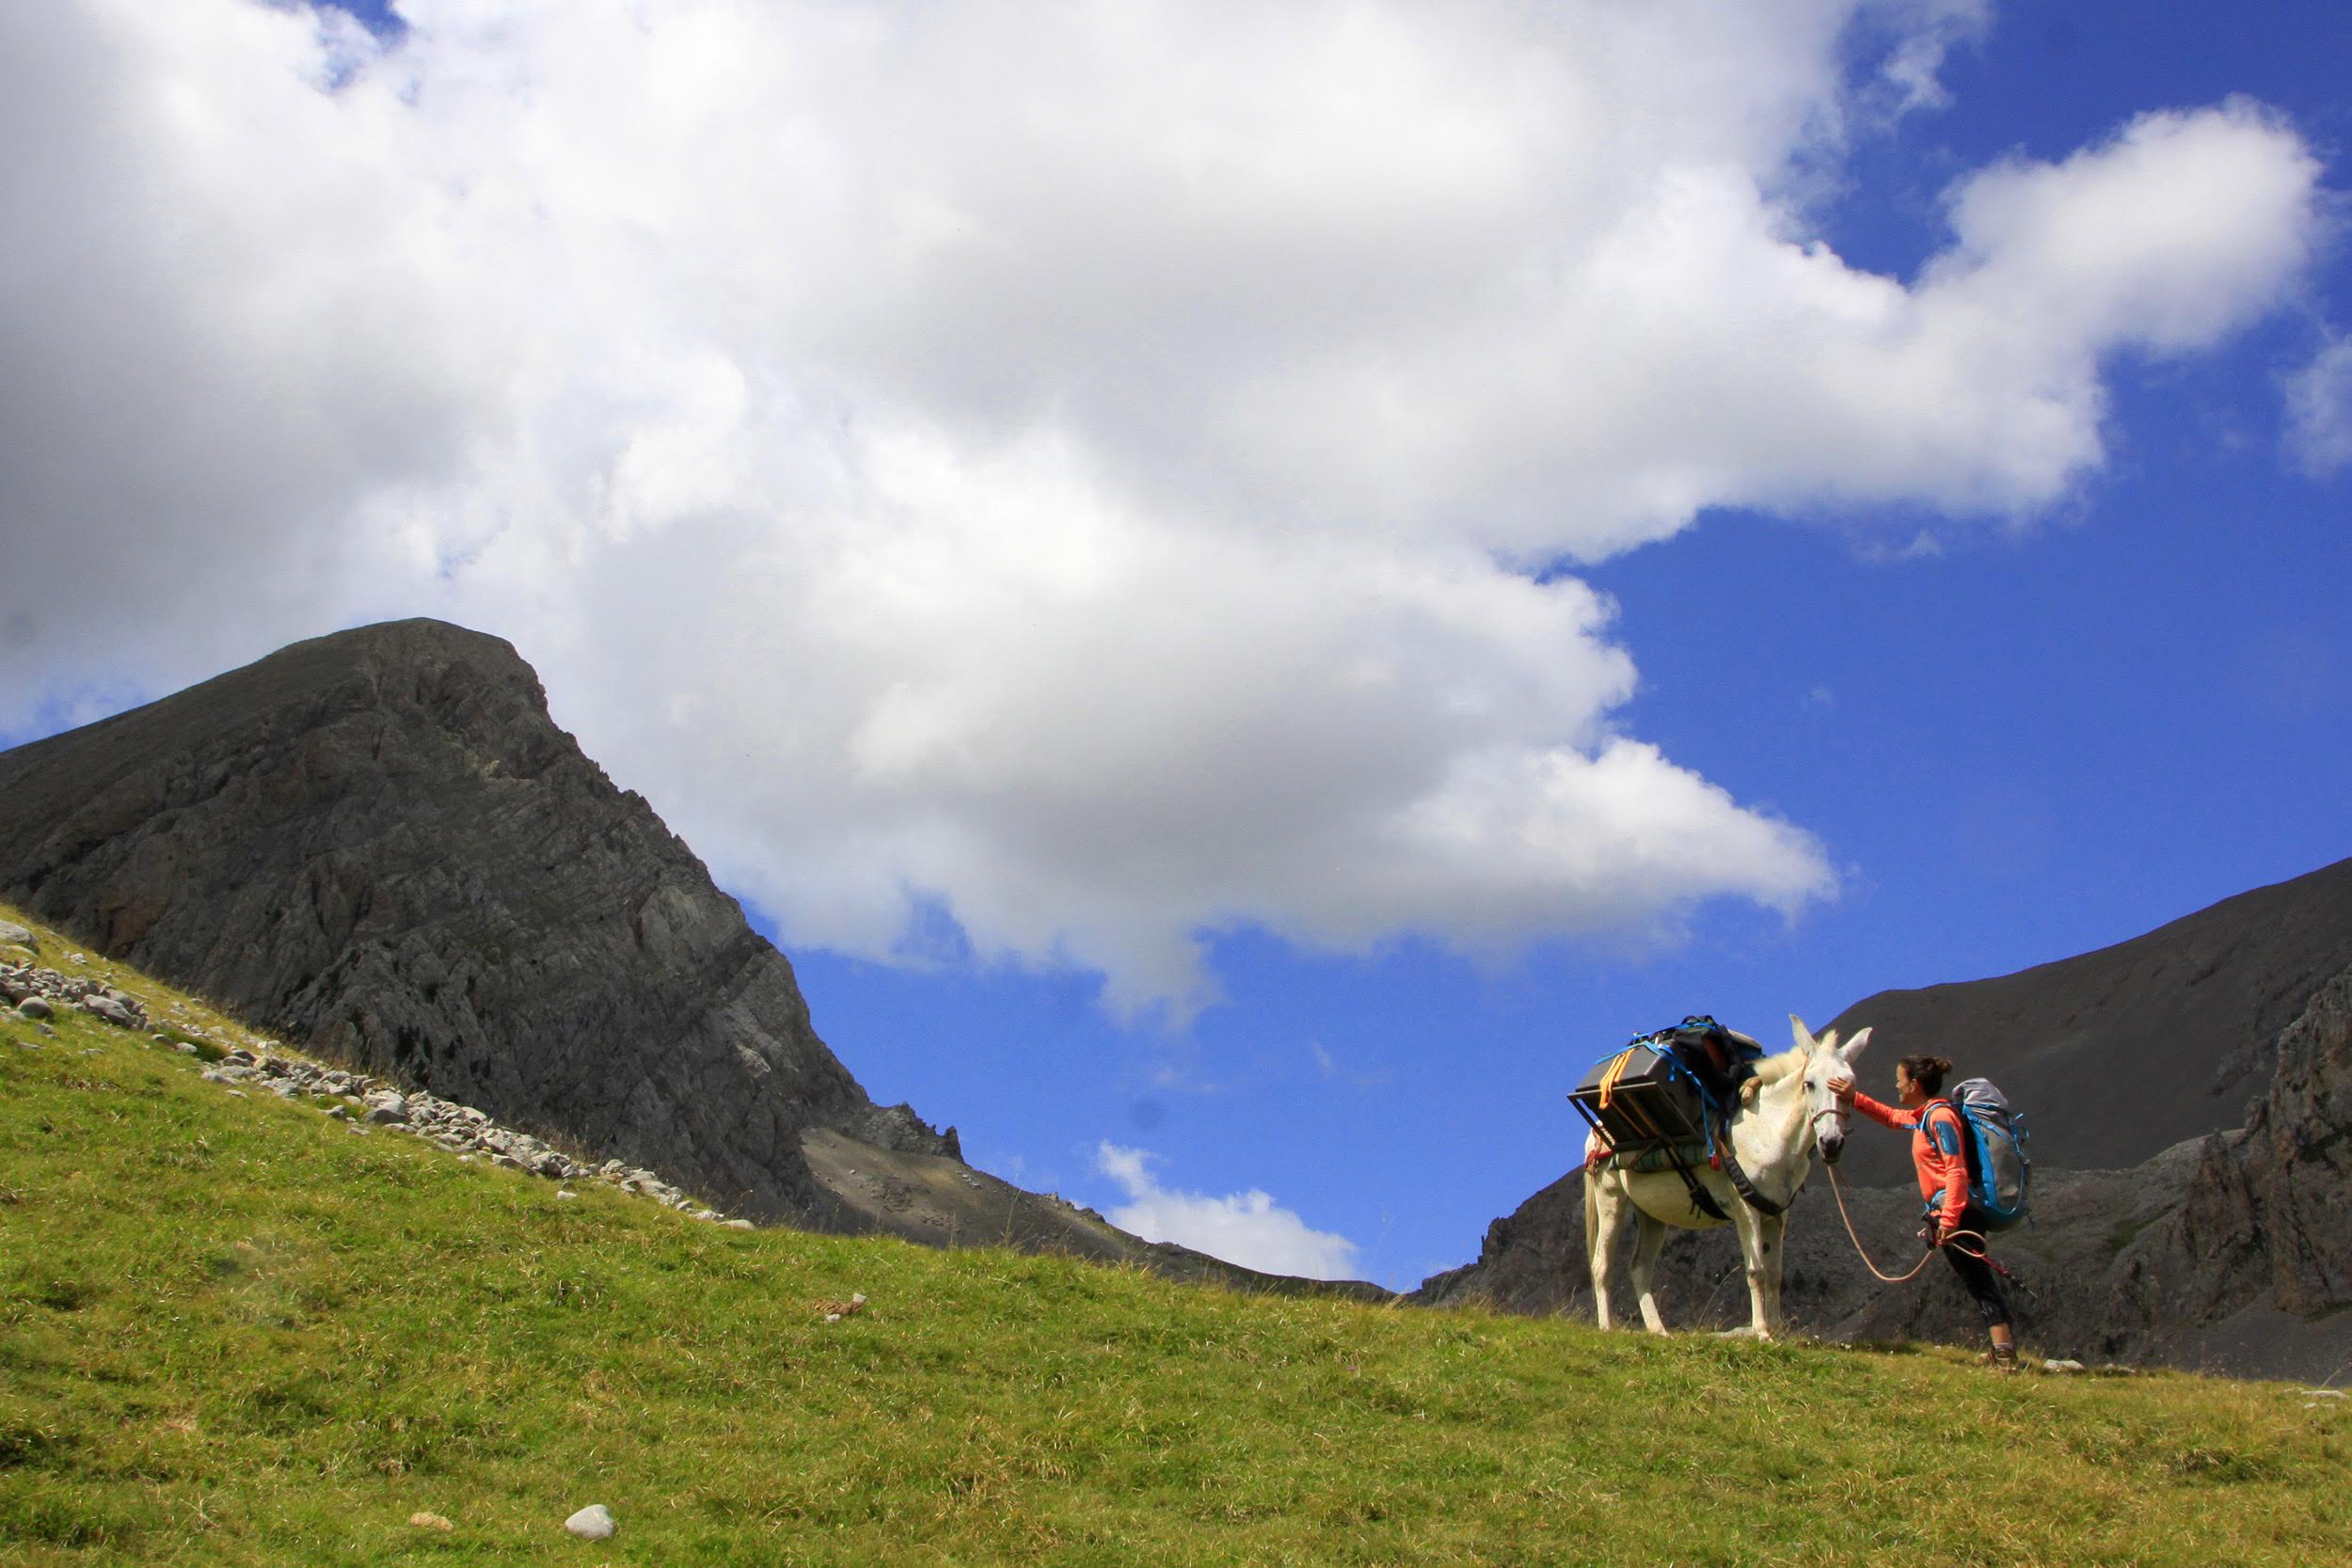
[1595,1047,1636,1111]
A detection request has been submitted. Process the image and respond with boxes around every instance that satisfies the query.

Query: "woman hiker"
[1826,1053,2019,1371]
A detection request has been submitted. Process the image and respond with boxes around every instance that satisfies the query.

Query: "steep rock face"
[2100,965,2352,1371]
[0,619,954,1223]
[1826,857,2352,1184]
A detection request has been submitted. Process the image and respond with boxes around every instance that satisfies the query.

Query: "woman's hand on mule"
[1826,1068,1854,1101]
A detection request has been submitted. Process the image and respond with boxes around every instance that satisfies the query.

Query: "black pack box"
[1569,1043,1708,1150]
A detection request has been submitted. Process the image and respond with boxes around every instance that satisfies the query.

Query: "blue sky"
[5,2,2347,1287]
[803,2,2352,1286]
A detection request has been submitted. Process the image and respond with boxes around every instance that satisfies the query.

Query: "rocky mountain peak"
[0,619,956,1225]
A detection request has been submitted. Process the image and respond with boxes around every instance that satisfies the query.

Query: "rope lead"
[1823,1161,1991,1283]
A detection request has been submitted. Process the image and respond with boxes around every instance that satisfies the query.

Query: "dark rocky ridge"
[1825,856,2352,1186]
[2100,963,2352,1372]
[0,619,949,1225]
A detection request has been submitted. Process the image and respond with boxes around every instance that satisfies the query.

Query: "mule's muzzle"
[1819,1130,1846,1165]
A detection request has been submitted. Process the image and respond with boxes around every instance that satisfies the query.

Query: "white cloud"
[0,2,2328,1007]
[1860,1,1989,120]
[2285,335,2352,478]
[1095,1142,1360,1280]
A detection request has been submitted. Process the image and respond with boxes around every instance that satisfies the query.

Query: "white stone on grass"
[564,1504,616,1541]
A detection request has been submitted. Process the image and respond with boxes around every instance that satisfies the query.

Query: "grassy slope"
[3,907,2345,1568]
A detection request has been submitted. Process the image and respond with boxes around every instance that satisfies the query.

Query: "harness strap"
[1715,1140,1787,1216]
[1666,1149,1732,1223]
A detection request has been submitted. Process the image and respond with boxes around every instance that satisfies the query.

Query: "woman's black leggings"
[1943,1209,2010,1327]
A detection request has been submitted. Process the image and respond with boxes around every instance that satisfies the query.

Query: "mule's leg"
[1629,1212,1672,1335]
[1583,1172,1621,1331]
[1727,1203,1778,1339]
[1755,1212,1788,1338]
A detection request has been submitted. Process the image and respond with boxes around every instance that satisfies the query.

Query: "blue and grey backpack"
[1926,1078,2032,1231]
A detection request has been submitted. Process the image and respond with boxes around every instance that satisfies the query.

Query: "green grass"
[3,910,2347,1566]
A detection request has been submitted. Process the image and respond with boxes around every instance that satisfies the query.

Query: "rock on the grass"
[15,997,52,1021]
[564,1504,616,1541]
[0,921,34,950]
[80,995,134,1026]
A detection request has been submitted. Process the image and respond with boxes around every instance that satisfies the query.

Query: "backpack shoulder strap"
[1920,1098,1967,1158]
[1929,1098,1991,1190]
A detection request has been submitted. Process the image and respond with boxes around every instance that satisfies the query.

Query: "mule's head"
[1789,1015,1872,1165]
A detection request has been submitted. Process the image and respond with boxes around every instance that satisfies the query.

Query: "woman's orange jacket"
[1853,1093,1970,1238]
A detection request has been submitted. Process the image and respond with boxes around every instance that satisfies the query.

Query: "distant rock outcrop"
[2100,964,2352,1372]
[0,620,946,1226]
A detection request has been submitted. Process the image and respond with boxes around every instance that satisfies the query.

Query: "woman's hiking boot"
[1981,1345,2021,1373]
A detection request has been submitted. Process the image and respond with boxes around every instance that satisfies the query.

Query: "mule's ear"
[1840,1026,1874,1063]
[1789,1014,1817,1052]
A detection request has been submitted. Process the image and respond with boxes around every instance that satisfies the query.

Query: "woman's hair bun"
[1899,1053,1955,1094]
